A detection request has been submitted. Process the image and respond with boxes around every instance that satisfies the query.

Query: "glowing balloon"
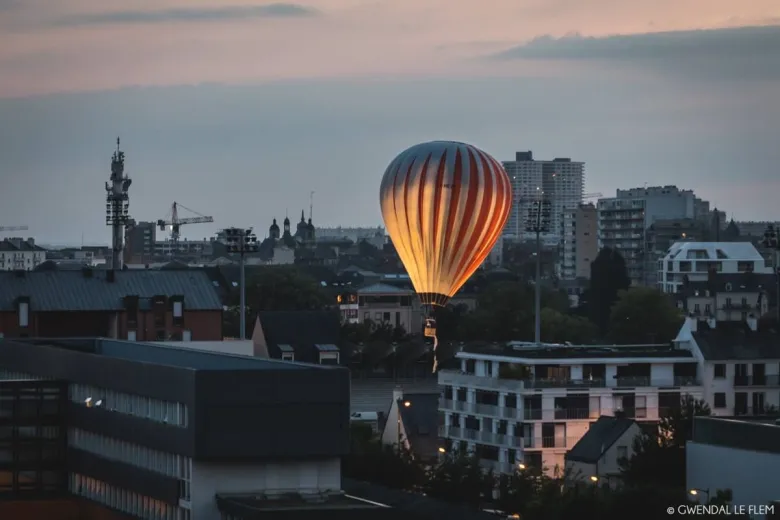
[379,141,512,351]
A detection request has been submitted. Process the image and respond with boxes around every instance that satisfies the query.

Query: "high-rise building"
[559,203,598,280]
[502,152,585,240]
[123,220,156,264]
[597,186,711,286]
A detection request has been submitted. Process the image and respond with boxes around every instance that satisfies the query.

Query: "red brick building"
[0,268,223,340]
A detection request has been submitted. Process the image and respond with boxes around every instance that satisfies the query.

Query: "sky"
[1,1,779,245]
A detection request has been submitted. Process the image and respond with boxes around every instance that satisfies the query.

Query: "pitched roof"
[0,239,46,252]
[257,310,341,363]
[691,321,780,360]
[0,269,223,311]
[566,416,638,463]
[678,273,775,295]
[664,241,766,262]
[398,392,441,459]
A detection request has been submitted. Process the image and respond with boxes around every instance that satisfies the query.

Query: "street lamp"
[762,224,780,324]
[438,447,446,454]
[225,227,259,339]
[525,190,552,346]
[517,463,526,470]
[589,475,599,483]
[689,488,710,501]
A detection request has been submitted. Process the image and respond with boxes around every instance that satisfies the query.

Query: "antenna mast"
[105,137,132,270]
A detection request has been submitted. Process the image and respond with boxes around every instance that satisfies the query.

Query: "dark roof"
[14,338,309,372]
[692,416,780,456]
[258,310,341,363]
[566,416,638,463]
[0,239,46,252]
[461,343,696,360]
[398,393,441,459]
[691,321,780,360]
[0,269,223,311]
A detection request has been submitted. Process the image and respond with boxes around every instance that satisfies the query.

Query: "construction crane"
[0,225,29,233]
[156,202,213,252]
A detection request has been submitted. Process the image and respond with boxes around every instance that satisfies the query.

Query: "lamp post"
[762,224,780,324]
[225,227,259,339]
[689,488,710,502]
[525,189,552,345]
[397,400,410,454]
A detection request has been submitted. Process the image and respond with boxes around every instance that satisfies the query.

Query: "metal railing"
[439,370,701,391]
[733,375,780,387]
[439,426,524,448]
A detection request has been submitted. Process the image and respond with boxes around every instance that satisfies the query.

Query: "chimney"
[106,270,115,283]
[26,237,35,246]
[392,386,404,404]
[747,315,758,332]
[686,316,698,332]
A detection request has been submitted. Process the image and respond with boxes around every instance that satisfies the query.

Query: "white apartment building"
[559,203,598,280]
[0,237,47,271]
[597,186,711,286]
[502,151,584,241]
[437,342,703,476]
[659,241,774,294]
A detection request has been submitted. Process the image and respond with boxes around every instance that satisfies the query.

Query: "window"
[172,301,183,318]
[635,396,647,418]
[616,446,628,460]
[713,393,726,408]
[714,364,726,378]
[69,384,188,427]
[281,353,294,362]
[18,302,29,328]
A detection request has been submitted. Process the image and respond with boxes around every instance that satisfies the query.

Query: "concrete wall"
[687,441,780,517]
[190,458,341,520]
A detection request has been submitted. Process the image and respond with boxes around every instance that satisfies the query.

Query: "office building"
[502,152,584,240]
[0,337,350,520]
[437,342,703,476]
[124,220,156,264]
[0,268,224,340]
[658,241,774,294]
[597,186,711,285]
[559,203,598,280]
[687,417,780,518]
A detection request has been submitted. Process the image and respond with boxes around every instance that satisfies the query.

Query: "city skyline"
[1,1,779,243]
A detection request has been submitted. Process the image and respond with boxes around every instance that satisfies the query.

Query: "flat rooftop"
[13,338,313,372]
[460,342,696,360]
[692,416,780,455]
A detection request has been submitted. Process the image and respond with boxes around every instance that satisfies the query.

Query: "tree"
[586,248,631,335]
[341,320,406,343]
[425,452,495,508]
[540,308,599,344]
[620,396,711,488]
[342,423,425,490]
[607,287,684,344]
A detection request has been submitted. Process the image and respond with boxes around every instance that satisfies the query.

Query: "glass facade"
[0,379,67,499]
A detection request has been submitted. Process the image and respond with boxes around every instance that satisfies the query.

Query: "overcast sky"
[1,1,778,244]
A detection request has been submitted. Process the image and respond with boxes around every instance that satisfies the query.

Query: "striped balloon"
[379,141,512,307]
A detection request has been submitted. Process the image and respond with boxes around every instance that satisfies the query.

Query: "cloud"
[488,25,780,81]
[53,3,319,27]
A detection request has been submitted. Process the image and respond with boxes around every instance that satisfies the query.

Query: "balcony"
[553,408,595,420]
[733,375,780,387]
[439,426,524,448]
[438,399,501,417]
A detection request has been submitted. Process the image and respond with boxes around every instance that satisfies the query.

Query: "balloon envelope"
[379,141,512,306]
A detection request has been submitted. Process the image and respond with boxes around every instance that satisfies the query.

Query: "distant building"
[597,186,712,285]
[658,241,773,294]
[674,272,773,323]
[358,283,421,334]
[0,337,350,520]
[646,217,708,256]
[123,219,156,264]
[316,226,386,249]
[0,237,47,271]
[687,417,780,518]
[502,151,585,241]
[559,203,598,280]
[0,268,223,340]
[564,416,642,486]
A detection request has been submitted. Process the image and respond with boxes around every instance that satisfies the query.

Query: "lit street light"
[225,227,259,339]
[689,488,710,501]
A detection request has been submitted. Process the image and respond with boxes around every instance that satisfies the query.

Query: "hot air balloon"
[379,141,512,371]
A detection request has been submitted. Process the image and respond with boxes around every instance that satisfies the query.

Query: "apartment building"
[502,151,584,240]
[597,186,711,286]
[676,317,780,416]
[659,241,774,294]
[437,342,703,476]
[0,237,47,271]
[357,283,421,334]
[124,219,156,264]
[559,203,598,280]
